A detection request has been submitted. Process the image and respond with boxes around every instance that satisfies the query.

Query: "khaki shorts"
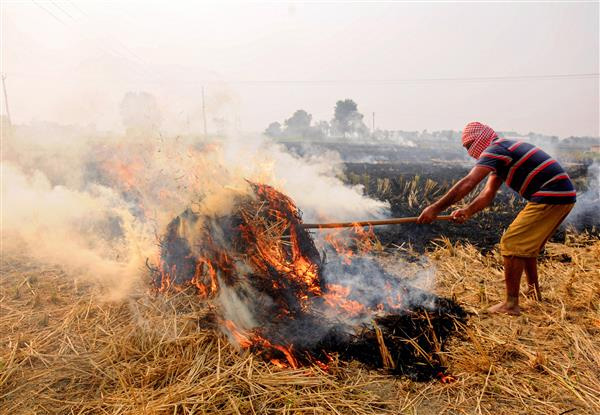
[500,202,574,258]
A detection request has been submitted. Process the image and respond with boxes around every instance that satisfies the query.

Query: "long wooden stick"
[300,215,453,229]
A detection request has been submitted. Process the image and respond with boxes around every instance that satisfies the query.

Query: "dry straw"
[1,232,598,414]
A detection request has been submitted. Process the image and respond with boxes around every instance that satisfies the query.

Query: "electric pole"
[202,86,208,139]
[1,74,12,129]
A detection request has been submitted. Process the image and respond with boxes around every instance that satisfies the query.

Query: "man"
[417,122,576,315]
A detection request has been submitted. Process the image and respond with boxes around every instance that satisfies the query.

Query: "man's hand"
[417,166,493,225]
[451,208,470,224]
[417,205,441,224]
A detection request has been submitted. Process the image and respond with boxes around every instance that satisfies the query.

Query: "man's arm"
[451,173,503,223]
[417,166,492,224]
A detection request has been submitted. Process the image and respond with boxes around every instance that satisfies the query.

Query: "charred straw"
[153,182,467,380]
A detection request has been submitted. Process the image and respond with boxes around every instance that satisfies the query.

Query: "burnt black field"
[283,141,598,253]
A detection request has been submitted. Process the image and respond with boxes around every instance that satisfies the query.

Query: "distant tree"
[264,121,283,138]
[119,91,161,134]
[331,99,368,138]
[314,120,331,138]
[283,110,312,138]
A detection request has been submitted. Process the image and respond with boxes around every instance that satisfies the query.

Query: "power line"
[65,0,85,17]
[62,1,150,68]
[32,0,68,26]
[195,73,599,85]
[20,3,600,88]
[50,0,74,20]
[31,0,154,80]
[113,72,597,86]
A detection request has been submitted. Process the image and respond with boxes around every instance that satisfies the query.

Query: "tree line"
[264,99,369,140]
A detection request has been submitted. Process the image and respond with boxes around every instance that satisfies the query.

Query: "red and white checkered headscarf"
[461,122,498,159]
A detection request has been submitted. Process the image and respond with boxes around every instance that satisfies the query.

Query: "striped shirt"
[476,138,576,204]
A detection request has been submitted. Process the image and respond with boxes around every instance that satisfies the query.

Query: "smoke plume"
[566,162,599,230]
[2,120,389,299]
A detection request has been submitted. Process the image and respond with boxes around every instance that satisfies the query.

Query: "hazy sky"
[2,1,599,137]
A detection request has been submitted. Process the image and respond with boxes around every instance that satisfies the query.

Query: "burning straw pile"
[152,182,466,380]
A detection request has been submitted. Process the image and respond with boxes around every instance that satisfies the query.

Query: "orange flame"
[155,183,389,370]
[323,284,366,317]
[222,319,299,368]
[103,158,143,190]
[437,372,457,384]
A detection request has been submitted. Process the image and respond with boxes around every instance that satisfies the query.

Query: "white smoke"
[1,162,154,299]
[566,162,600,229]
[315,236,437,326]
[1,119,389,299]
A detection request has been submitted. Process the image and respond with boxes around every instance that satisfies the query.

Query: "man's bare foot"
[487,302,521,316]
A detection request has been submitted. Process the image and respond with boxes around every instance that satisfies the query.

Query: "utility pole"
[1,74,12,129]
[201,86,208,139]
[372,112,375,132]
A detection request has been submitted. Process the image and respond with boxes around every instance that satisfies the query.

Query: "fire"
[323,223,380,265]
[222,319,300,368]
[324,232,355,264]
[437,372,457,384]
[102,158,143,191]
[191,258,220,299]
[223,320,253,348]
[153,182,466,378]
[323,284,366,317]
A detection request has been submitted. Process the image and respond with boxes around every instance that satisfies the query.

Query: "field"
[1,146,599,415]
[4,0,600,412]
[285,141,598,251]
[342,160,595,252]
[2,234,599,414]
